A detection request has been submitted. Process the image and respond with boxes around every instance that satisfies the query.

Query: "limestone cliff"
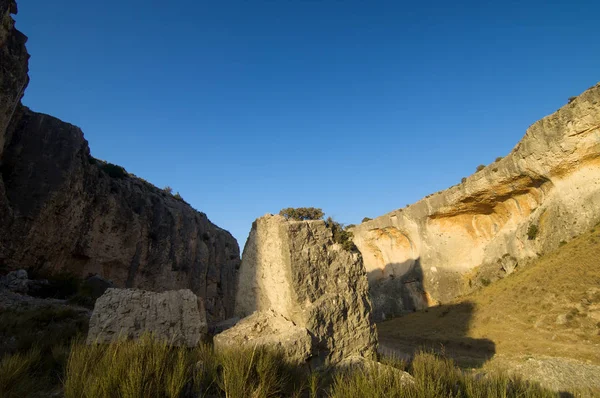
[232,214,378,365]
[353,83,600,321]
[0,1,239,323]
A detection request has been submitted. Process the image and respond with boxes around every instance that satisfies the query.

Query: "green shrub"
[174,192,183,200]
[0,306,88,358]
[100,162,127,178]
[476,164,486,172]
[326,217,358,252]
[362,217,372,223]
[163,186,173,195]
[480,278,491,287]
[527,224,539,240]
[495,157,503,162]
[27,269,81,299]
[461,177,467,183]
[279,207,324,221]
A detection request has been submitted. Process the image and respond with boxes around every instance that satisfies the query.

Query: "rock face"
[352,83,600,321]
[0,1,239,323]
[87,288,207,346]
[225,214,378,365]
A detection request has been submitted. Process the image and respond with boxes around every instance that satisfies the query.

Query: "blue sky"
[15,0,600,247]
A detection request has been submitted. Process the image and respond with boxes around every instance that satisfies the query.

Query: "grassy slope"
[378,224,600,366]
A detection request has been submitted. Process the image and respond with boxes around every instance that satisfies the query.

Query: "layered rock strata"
[352,83,600,320]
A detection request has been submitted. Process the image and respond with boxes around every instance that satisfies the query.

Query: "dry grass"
[0,347,41,398]
[64,335,305,398]
[329,350,557,398]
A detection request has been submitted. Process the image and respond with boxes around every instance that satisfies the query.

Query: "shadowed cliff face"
[0,1,240,323]
[353,83,600,319]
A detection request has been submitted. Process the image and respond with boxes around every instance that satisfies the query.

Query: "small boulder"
[213,310,313,364]
[87,288,207,346]
[5,269,29,294]
[338,355,415,386]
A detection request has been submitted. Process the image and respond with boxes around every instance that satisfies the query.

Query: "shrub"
[527,224,539,240]
[495,156,503,162]
[100,162,127,179]
[0,306,88,358]
[480,278,491,287]
[163,186,173,195]
[326,217,358,252]
[362,217,372,223]
[279,207,324,221]
[568,96,577,104]
[174,192,183,201]
[461,177,467,183]
[27,269,81,299]
[476,164,486,172]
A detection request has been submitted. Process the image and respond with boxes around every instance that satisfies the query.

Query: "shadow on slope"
[377,301,496,368]
[378,222,600,370]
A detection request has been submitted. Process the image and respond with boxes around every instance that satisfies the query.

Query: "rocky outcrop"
[352,83,600,320]
[225,214,378,366]
[0,0,28,157]
[87,288,207,346]
[0,1,239,323]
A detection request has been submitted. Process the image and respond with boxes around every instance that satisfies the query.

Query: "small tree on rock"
[279,207,324,221]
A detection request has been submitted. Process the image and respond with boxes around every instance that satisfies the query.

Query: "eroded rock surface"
[214,310,313,363]
[87,288,207,346]
[0,1,239,323]
[352,83,600,320]
[224,214,378,365]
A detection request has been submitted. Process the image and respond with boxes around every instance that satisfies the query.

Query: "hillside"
[378,223,600,390]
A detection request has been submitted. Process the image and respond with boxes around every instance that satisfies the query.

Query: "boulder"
[224,215,378,366]
[337,355,415,386]
[213,310,313,363]
[4,269,28,293]
[87,288,207,346]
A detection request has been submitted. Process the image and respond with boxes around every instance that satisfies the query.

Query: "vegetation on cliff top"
[279,207,358,252]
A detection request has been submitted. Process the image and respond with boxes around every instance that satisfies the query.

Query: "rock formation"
[0,0,239,323]
[217,214,378,366]
[87,288,207,346]
[214,310,314,363]
[352,83,600,320]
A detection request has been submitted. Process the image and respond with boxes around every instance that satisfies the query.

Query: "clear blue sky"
[15,0,600,247]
